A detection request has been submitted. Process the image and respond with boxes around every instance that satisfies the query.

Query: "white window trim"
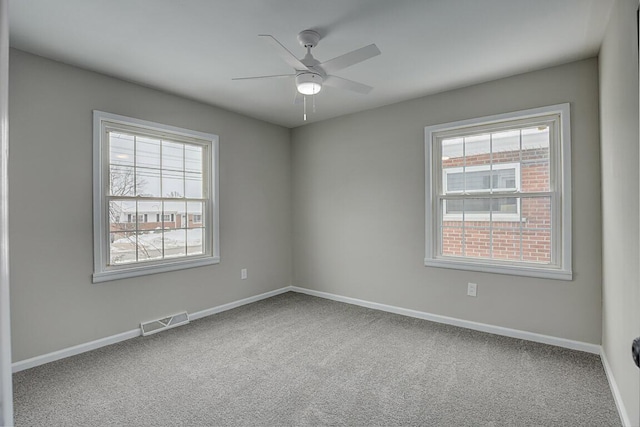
[424,104,572,280]
[442,162,522,222]
[92,111,220,283]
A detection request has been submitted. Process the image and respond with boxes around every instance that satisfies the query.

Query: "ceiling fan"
[232,30,381,118]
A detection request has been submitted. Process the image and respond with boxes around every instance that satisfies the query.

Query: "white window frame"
[424,104,572,280]
[93,111,220,283]
[443,162,521,222]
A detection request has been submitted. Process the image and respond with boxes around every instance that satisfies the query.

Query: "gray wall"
[8,49,292,362]
[600,0,640,423]
[292,58,602,345]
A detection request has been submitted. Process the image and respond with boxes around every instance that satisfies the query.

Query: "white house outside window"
[93,111,219,283]
[424,104,572,280]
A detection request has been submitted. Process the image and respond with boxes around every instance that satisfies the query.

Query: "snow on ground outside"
[111,229,202,252]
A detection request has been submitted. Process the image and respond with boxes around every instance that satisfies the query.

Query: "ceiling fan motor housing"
[297,29,321,48]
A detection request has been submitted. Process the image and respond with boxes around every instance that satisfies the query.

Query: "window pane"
[460,199,482,225]
[441,226,463,256]
[137,230,164,262]
[445,199,464,214]
[109,132,134,166]
[491,228,522,261]
[136,167,161,197]
[522,197,551,228]
[138,201,161,230]
[162,169,184,198]
[464,169,489,191]
[493,197,518,214]
[492,169,517,191]
[164,228,187,259]
[109,200,136,231]
[491,130,520,166]
[110,165,136,197]
[445,172,465,192]
[110,232,137,265]
[162,141,184,170]
[522,229,551,264]
[463,133,490,167]
[187,228,204,255]
[185,144,203,173]
[441,137,463,163]
[445,197,517,215]
[163,201,185,230]
[463,227,491,259]
[136,136,161,169]
[521,126,550,193]
[185,172,203,198]
[443,135,493,166]
[522,196,552,263]
[187,202,204,228]
[445,167,517,194]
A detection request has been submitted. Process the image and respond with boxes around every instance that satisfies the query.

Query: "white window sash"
[93,111,220,283]
[424,103,572,280]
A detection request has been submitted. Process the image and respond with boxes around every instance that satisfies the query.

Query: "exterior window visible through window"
[443,163,521,221]
[93,111,219,283]
[424,104,572,280]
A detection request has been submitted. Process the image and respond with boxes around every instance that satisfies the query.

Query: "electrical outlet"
[241,268,248,280]
[467,282,477,297]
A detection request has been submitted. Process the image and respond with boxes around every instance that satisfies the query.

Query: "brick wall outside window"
[441,147,551,263]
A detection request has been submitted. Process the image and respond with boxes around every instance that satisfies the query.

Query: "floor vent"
[140,312,189,336]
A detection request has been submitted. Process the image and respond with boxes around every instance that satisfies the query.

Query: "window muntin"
[425,104,571,280]
[93,111,219,283]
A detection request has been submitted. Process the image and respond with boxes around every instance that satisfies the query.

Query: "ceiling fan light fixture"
[296,72,322,95]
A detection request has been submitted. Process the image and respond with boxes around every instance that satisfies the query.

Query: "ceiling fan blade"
[324,75,373,94]
[259,34,309,71]
[232,74,294,81]
[319,44,381,74]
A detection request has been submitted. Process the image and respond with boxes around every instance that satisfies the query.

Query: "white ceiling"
[9,0,614,128]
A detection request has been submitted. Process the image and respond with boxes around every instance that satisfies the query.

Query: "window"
[443,163,521,221]
[127,214,146,223]
[93,111,219,283]
[425,104,571,280]
[192,214,202,223]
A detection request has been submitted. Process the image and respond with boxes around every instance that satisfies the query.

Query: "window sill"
[424,257,572,281]
[93,256,220,283]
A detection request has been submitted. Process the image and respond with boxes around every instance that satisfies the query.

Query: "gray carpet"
[13,292,620,426]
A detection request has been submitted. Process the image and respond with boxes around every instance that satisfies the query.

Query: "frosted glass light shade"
[296,73,322,95]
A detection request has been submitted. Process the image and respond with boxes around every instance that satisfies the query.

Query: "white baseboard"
[290,286,601,354]
[12,328,140,373]
[600,348,633,427]
[189,286,292,320]
[12,286,292,373]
